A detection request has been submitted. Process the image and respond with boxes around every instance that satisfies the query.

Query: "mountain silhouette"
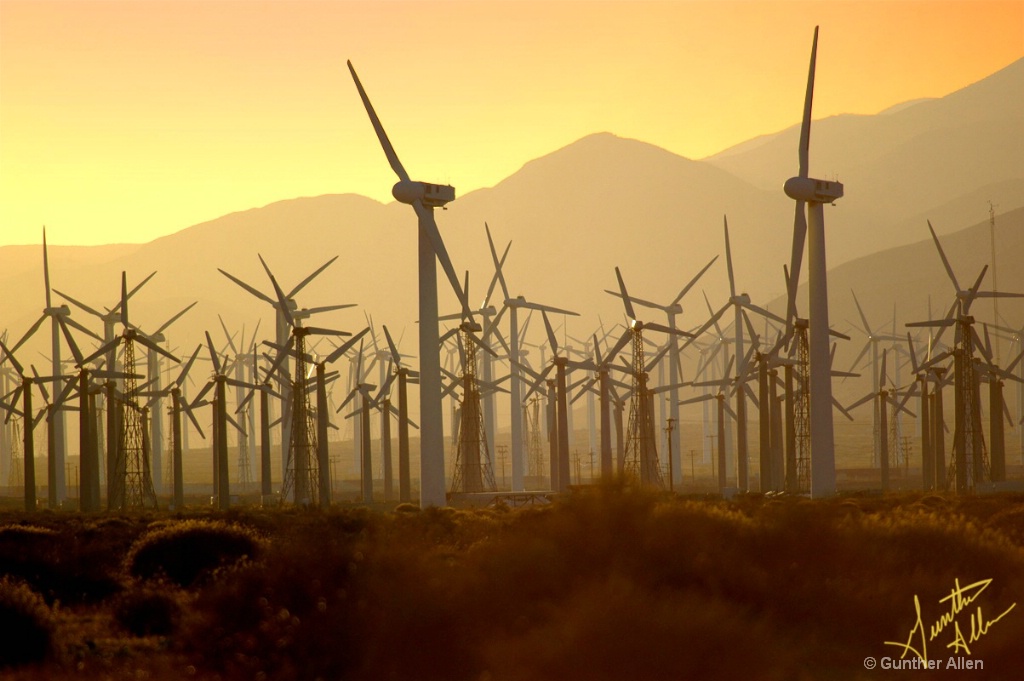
[1,58,1021,425]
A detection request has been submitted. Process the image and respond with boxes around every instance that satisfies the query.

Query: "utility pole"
[989,201,1000,364]
[665,418,675,492]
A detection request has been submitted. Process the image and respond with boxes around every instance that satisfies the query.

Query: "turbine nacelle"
[393,180,455,208]
[784,176,844,204]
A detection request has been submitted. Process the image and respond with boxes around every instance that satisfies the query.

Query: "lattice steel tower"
[947,320,989,493]
[112,334,158,510]
[793,318,812,494]
[527,396,545,478]
[8,419,23,489]
[450,326,496,495]
[236,406,253,492]
[281,328,319,506]
[623,327,663,488]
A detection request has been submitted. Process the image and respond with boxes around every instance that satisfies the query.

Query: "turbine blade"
[415,201,468,314]
[56,317,84,367]
[154,301,197,337]
[346,60,411,182]
[218,314,240,355]
[52,289,103,319]
[78,336,121,368]
[42,227,52,308]
[120,271,129,328]
[605,330,632,366]
[542,310,559,357]
[906,333,919,374]
[962,265,989,313]
[851,290,872,336]
[673,255,718,307]
[267,272,296,329]
[219,268,276,306]
[289,256,339,298]
[846,392,875,412]
[485,223,511,302]
[325,328,371,365]
[133,332,179,364]
[182,402,205,438]
[10,313,48,355]
[205,331,222,375]
[787,203,807,333]
[483,233,511,309]
[833,396,855,422]
[798,26,818,179]
[927,220,960,293]
[723,216,736,298]
[62,316,102,343]
[306,303,358,316]
[174,345,203,387]
[382,324,401,365]
[614,267,635,322]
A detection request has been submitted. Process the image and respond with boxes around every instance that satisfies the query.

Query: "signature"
[885,578,1016,662]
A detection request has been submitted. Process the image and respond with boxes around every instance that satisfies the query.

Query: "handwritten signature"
[885,578,1016,662]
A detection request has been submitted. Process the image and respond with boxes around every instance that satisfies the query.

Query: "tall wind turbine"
[605,256,716,487]
[348,60,470,507]
[220,255,352,485]
[783,26,844,498]
[9,229,101,507]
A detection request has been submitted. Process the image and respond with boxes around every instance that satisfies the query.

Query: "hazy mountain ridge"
[1,59,1021,395]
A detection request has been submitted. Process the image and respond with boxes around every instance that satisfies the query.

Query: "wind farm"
[1,3,1024,677]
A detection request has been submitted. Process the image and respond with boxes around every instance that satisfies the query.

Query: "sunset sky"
[1,0,1021,246]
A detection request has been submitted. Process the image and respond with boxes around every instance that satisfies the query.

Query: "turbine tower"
[783,26,844,498]
[348,60,470,507]
[79,273,180,510]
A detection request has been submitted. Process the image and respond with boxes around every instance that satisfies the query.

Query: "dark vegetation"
[0,486,1023,680]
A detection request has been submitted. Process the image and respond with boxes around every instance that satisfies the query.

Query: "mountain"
[705,57,1024,258]
[1,57,1021,429]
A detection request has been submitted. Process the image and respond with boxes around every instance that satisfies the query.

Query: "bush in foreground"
[0,578,56,669]
[126,519,266,588]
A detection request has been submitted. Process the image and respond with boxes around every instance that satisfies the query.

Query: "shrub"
[126,520,266,588]
[0,578,56,669]
[113,586,183,636]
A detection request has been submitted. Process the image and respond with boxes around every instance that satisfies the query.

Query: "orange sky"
[1,0,1021,246]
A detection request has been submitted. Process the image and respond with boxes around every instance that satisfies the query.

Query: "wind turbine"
[684,220,784,491]
[190,332,251,510]
[483,224,579,491]
[846,290,901,468]
[55,271,156,490]
[847,350,915,492]
[610,267,693,488]
[262,273,355,507]
[8,229,102,507]
[0,340,42,510]
[139,302,196,495]
[78,272,180,510]
[974,329,1024,483]
[681,354,739,493]
[56,317,143,512]
[907,221,1024,492]
[220,255,353,486]
[218,317,263,491]
[348,60,471,508]
[382,325,419,502]
[604,256,717,487]
[783,26,844,498]
[572,328,633,479]
[338,339,378,503]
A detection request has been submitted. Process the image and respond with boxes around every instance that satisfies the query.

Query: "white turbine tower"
[784,26,844,498]
[348,61,469,508]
